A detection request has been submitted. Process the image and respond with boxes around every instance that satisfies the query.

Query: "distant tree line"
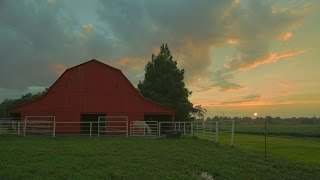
[0,91,47,118]
[204,116,320,125]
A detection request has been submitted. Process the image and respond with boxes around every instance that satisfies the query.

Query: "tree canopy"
[138,44,205,121]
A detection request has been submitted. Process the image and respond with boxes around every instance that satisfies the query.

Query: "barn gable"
[8,59,175,122]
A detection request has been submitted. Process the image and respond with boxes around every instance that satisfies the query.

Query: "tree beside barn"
[138,44,206,121]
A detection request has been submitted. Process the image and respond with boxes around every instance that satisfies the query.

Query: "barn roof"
[8,59,175,113]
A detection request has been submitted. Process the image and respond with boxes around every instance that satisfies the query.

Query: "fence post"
[126,117,128,137]
[98,118,100,138]
[158,122,161,137]
[209,122,212,140]
[191,122,193,136]
[197,122,199,136]
[231,120,234,147]
[18,122,21,135]
[53,121,56,138]
[215,121,219,143]
[89,122,92,138]
[183,122,186,135]
[23,119,27,137]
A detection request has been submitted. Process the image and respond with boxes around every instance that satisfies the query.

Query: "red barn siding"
[9,60,174,133]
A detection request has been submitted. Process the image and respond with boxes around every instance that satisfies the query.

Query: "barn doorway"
[9,113,21,120]
[80,114,105,134]
[144,114,172,122]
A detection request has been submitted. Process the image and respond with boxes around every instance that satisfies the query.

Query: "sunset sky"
[1,0,319,118]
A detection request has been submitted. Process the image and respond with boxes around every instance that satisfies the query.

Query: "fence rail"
[0,120,22,135]
[0,117,235,146]
[130,121,158,136]
[192,120,234,147]
[158,122,192,137]
[98,116,128,137]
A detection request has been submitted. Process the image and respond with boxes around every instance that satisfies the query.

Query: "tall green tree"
[138,44,205,121]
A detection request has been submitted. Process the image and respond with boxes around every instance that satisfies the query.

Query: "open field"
[1,135,319,179]
[218,133,320,166]
[234,124,320,137]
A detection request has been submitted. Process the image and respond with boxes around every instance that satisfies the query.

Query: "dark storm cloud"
[0,0,114,91]
[97,0,233,81]
[0,0,75,89]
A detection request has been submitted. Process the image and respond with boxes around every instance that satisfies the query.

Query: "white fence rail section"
[130,121,158,136]
[158,122,193,137]
[98,116,128,137]
[24,116,55,137]
[1,117,235,147]
[0,118,23,135]
[193,121,218,141]
[54,121,99,137]
[193,120,234,147]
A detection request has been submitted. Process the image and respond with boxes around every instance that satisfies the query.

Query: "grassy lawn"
[1,136,320,179]
[218,133,320,166]
[234,124,320,137]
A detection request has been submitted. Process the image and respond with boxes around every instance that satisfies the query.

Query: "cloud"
[211,70,243,92]
[208,1,309,91]
[50,63,66,77]
[0,0,115,90]
[82,24,94,33]
[206,99,318,107]
[227,39,238,45]
[96,0,233,84]
[0,0,311,101]
[106,56,146,72]
[280,32,293,41]
[278,81,293,93]
[47,0,56,5]
[221,94,261,105]
[225,49,306,71]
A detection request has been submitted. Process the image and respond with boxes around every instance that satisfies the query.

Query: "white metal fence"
[24,116,55,136]
[54,121,98,137]
[192,120,234,147]
[158,122,193,137]
[0,119,22,135]
[0,117,235,146]
[98,116,128,137]
[130,121,158,136]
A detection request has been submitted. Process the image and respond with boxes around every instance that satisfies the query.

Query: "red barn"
[8,59,175,134]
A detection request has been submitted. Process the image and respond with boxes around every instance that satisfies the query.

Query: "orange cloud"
[82,24,94,33]
[232,0,240,6]
[227,39,238,45]
[199,99,318,108]
[47,0,56,5]
[109,56,146,72]
[50,64,66,77]
[278,81,293,93]
[280,32,293,41]
[239,49,306,71]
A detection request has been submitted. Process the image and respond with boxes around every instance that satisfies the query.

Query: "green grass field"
[0,135,319,179]
[234,124,320,137]
[218,133,320,166]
